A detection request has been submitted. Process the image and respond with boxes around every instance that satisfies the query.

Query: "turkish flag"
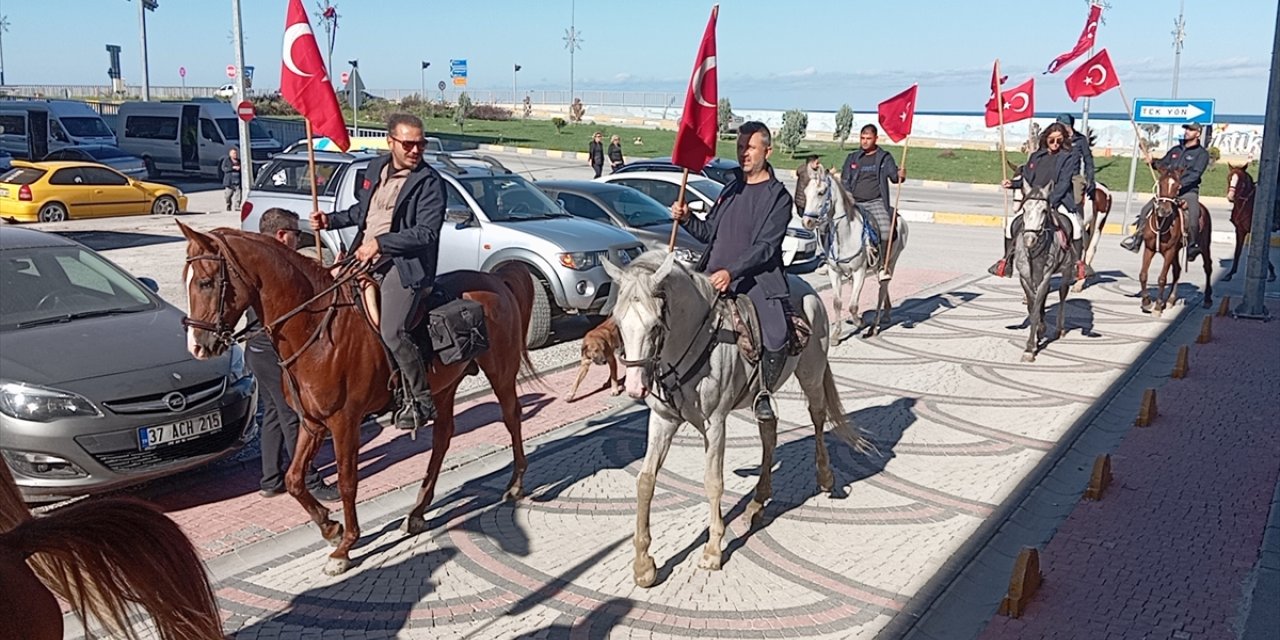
[671,6,718,172]
[985,77,1035,127]
[985,59,1009,113]
[1064,49,1120,102]
[281,0,349,151]
[1046,3,1102,74]
[877,85,917,143]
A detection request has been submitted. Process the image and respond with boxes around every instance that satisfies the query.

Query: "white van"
[0,100,118,159]
[116,101,283,179]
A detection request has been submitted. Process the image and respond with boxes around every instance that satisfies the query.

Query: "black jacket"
[220,156,242,188]
[839,147,901,211]
[682,165,793,299]
[1156,142,1210,194]
[588,140,605,166]
[1067,130,1096,187]
[328,155,446,289]
[607,143,624,166]
[1010,148,1077,214]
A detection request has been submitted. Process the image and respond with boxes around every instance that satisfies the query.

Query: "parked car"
[283,136,445,155]
[0,148,11,172]
[612,156,742,186]
[40,145,147,178]
[0,161,186,223]
[0,226,258,501]
[0,100,118,160]
[534,179,704,266]
[116,101,283,179]
[597,171,819,267]
[241,150,646,348]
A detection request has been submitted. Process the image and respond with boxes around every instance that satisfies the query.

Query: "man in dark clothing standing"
[840,124,906,275]
[673,121,794,421]
[249,208,339,502]
[1120,123,1210,261]
[311,113,446,431]
[588,131,606,178]
[220,147,242,212]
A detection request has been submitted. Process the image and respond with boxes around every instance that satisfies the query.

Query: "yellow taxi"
[0,160,187,223]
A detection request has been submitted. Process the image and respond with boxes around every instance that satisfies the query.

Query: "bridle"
[615,284,723,406]
[180,240,254,348]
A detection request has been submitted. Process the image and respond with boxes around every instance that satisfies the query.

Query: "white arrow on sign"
[1137,103,1206,120]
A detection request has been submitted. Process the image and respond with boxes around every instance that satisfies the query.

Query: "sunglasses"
[1047,137,1064,144]
[389,136,428,151]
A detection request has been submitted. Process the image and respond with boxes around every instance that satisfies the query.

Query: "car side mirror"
[688,200,707,214]
[138,277,160,293]
[445,205,474,227]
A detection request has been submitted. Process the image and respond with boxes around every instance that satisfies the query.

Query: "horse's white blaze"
[183,263,201,358]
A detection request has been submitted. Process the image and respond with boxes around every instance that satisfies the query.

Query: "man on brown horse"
[1121,122,1210,261]
[311,113,445,431]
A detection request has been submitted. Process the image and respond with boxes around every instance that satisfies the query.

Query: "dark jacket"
[607,143,624,166]
[220,156,242,188]
[682,165,793,299]
[839,147,901,211]
[1156,142,1210,194]
[1067,130,1095,187]
[588,140,605,166]
[1010,148,1077,214]
[328,155,446,289]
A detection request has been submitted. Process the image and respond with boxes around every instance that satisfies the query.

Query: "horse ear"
[652,251,677,283]
[601,255,626,282]
[1006,159,1020,174]
[176,221,216,252]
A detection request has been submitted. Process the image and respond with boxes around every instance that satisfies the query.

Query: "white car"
[597,171,818,267]
[215,84,238,99]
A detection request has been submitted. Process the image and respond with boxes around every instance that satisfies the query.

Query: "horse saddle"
[722,295,812,365]
[354,278,490,368]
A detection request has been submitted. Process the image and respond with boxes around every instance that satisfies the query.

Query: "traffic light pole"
[232,0,253,190]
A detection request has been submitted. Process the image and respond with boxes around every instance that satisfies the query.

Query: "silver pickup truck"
[240,150,645,348]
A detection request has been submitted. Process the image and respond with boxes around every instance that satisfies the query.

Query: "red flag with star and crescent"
[671,5,718,172]
[1064,48,1120,102]
[1046,3,1102,74]
[877,84,917,143]
[281,0,349,151]
[985,59,1009,114]
[985,77,1035,127]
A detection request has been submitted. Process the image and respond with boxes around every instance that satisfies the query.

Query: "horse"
[601,251,872,587]
[798,162,908,340]
[178,223,536,576]
[1074,182,1113,291]
[1223,162,1276,282]
[1009,181,1078,362]
[1139,167,1213,315]
[0,463,222,640]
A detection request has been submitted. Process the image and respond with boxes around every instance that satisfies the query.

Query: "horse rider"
[1119,123,1209,261]
[1057,113,1096,213]
[840,124,906,276]
[988,122,1080,277]
[672,121,795,422]
[310,113,446,431]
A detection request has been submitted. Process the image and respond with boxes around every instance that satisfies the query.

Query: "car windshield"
[0,245,158,331]
[85,146,131,160]
[595,188,672,227]
[59,117,115,138]
[689,178,723,200]
[216,118,272,141]
[457,176,565,221]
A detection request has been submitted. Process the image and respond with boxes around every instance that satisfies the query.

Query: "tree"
[834,104,854,149]
[779,109,808,156]
[551,117,567,134]
[454,92,473,131]
[717,98,734,134]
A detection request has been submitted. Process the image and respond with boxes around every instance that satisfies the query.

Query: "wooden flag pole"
[1116,83,1160,188]
[995,59,1010,227]
[882,138,910,277]
[668,168,690,252]
[304,118,324,263]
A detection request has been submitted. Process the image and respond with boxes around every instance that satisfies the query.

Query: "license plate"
[0,188,8,198]
[138,411,222,450]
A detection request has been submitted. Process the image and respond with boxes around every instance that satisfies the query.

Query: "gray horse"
[1011,182,1077,362]
[798,162,908,340]
[601,251,871,587]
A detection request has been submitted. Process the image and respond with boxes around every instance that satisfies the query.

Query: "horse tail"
[820,364,878,456]
[493,261,541,384]
[0,492,222,640]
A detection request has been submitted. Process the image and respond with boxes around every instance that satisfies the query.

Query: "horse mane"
[629,250,717,302]
[208,227,335,288]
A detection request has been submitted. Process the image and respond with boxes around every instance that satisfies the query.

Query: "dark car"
[612,156,741,186]
[40,145,147,178]
[0,227,258,501]
[536,179,705,265]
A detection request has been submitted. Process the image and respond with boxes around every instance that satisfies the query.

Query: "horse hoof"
[1152,309,1163,318]
[1222,274,1233,282]
[323,556,352,576]
[634,556,658,588]
[697,550,723,571]
[817,469,834,493]
[745,500,765,527]
[401,515,427,536]
[1021,352,1036,363]
[321,523,344,546]
[1202,299,1213,310]
[503,485,524,502]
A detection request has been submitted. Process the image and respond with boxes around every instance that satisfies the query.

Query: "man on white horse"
[840,124,906,277]
[672,121,794,422]
[988,122,1082,277]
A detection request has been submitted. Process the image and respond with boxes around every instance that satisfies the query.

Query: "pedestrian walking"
[589,131,605,178]
[608,134,625,173]
[220,148,243,212]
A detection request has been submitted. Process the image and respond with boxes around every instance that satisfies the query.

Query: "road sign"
[226,64,237,79]
[438,80,446,92]
[237,100,255,122]
[178,66,186,78]
[340,71,350,85]
[1133,98,1215,125]
[450,59,467,87]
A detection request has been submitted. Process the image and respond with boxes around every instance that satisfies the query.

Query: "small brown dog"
[566,317,623,402]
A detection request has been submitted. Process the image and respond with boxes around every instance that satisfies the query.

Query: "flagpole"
[882,138,909,277]
[669,168,690,252]
[1115,83,1159,187]
[305,118,324,263]
[995,59,1010,228]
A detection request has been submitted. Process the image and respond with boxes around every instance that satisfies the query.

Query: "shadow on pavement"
[514,597,634,640]
[871,289,981,330]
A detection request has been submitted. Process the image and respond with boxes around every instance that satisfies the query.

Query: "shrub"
[551,117,567,134]
[469,104,513,121]
[834,104,854,149]
[454,93,473,131]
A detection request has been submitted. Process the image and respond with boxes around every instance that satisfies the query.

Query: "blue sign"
[449,59,467,79]
[1133,98,1215,125]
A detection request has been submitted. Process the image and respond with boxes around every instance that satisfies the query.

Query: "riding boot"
[1120,211,1147,253]
[987,236,1014,278]
[1072,238,1086,280]
[392,340,437,430]
[753,349,787,422]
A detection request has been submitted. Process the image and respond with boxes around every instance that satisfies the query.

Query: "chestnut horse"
[1139,167,1213,316]
[0,464,222,640]
[179,224,535,576]
[1223,163,1276,282]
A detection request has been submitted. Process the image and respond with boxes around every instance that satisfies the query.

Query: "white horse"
[799,163,909,340]
[602,251,871,587]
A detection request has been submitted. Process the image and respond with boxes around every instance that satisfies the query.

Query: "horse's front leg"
[1056,264,1071,340]
[697,415,728,572]
[827,265,845,340]
[1139,248,1154,312]
[323,411,365,576]
[634,411,681,588]
[1154,256,1175,316]
[286,420,339,544]
[1199,238,1213,309]
[745,414,778,527]
[1223,232,1245,281]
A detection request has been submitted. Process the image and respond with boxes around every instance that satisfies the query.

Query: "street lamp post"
[563,0,582,114]
[421,60,430,101]
[135,0,158,101]
[1169,0,1187,149]
[513,64,521,108]
[0,13,10,87]
[348,59,359,135]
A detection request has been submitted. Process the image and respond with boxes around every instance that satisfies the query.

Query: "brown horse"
[1139,166,1213,316]
[0,464,222,640]
[178,223,535,576]
[1223,163,1277,282]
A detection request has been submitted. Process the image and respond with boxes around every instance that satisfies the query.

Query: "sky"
[0,0,1274,115]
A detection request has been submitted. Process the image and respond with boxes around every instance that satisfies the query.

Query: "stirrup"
[753,391,776,421]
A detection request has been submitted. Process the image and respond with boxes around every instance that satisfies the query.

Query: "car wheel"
[38,202,68,223]
[144,157,161,180]
[526,280,553,349]
[151,195,179,216]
